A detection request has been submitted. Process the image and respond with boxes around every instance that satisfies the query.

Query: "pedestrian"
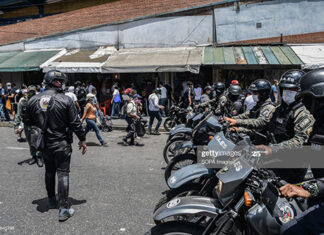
[270,79,279,104]
[158,82,167,117]
[6,82,16,120]
[194,84,202,103]
[182,82,195,108]
[65,86,81,113]
[87,82,95,94]
[24,70,87,222]
[0,83,5,121]
[144,81,153,116]
[14,85,43,166]
[81,93,107,146]
[13,88,27,142]
[122,92,144,146]
[244,90,256,112]
[111,85,121,118]
[148,88,164,135]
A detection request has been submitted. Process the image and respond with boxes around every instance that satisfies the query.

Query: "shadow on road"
[86,142,101,146]
[32,197,87,213]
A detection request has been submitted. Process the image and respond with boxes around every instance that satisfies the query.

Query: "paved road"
[0,127,168,235]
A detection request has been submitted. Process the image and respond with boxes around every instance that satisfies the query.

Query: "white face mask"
[282,90,297,105]
[252,95,259,102]
[62,84,66,90]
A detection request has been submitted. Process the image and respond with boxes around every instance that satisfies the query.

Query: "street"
[0,127,167,235]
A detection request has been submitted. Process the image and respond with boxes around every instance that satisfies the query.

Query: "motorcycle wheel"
[149,221,204,235]
[153,183,202,213]
[163,137,190,164]
[164,118,177,132]
[164,154,197,184]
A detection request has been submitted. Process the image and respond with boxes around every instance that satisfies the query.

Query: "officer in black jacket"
[280,68,324,235]
[24,70,87,222]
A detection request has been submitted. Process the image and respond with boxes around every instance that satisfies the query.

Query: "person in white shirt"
[158,82,168,117]
[65,86,81,112]
[244,90,256,112]
[194,84,202,103]
[148,88,164,135]
[87,82,95,94]
[111,86,121,117]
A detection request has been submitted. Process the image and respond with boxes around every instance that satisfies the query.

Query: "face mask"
[282,90,297,105]
[252,95,259,102]
[62,84,66,90]
[7,86,11,90]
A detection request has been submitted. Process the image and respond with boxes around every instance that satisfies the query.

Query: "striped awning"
[203,46,303,66]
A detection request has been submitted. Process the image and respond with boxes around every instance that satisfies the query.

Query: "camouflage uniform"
[14,90,37,158]
[234,99,276,135]
[269,103,315,152]
[215,92,228,114]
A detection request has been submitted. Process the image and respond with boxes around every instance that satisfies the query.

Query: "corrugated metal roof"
[203,46,303,65]
[0,50,61,72]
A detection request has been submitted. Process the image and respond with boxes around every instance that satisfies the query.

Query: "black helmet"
[279,70,305,90]
[228,84,242,96]
[204,86,212,92]
[298,68,324,99]
[44,70,67,85]
[213,82,225,93]
[249,79,271,102]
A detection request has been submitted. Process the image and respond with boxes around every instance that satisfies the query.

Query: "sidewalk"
[0,116,168,132]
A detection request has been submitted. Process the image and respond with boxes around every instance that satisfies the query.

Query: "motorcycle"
[164,105,189,132]
[150,153,309,235]
[163,111,211,164]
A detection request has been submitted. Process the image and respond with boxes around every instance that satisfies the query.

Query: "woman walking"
[81,93,107,146]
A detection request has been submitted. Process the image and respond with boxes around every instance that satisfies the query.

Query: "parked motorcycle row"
[147,106,311,235]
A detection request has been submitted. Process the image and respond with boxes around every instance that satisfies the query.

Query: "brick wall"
[229,32,324,44]
[0,0,224,45]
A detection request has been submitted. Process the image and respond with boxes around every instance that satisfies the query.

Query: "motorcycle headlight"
[216,180,223,196]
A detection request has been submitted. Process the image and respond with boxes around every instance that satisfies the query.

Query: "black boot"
[28,158,36,165]
[36,157,43,167]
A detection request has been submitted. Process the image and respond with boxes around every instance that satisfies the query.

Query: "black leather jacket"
[24,88,85,148]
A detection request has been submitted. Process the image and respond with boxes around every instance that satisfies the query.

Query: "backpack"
[77,88,87,101]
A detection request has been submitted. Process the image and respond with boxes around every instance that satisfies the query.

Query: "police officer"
[215,84,244,117]
[212,82,225,102]
[257,70,315,154]
[224,79,276,137]
[14,85,43,167]
[279,68,324,235]
[24,70,87,222]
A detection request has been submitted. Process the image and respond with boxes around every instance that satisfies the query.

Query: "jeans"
[84,118,104,144]
[148,110,162,132]
[0,103,5,121]
[159,98,167,116]
[111,102,120,117]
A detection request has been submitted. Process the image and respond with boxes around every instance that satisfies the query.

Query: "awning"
[102,47,203,74]
[41,47,117,73]
[203,46,303,66]
[0,50,61,72]
[290,45,324,69]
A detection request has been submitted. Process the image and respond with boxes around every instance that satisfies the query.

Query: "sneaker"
[48,197,58,209]
[153,131,161,135]
[147,131,152,135]
[100,141,108,146]
[59,208,75,222]
[122,137,129,146]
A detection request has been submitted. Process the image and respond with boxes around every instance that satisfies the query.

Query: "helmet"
[279,70,306,90]
[44,70,67,85]
[213,82,225,93]
[228,84,242,96]
[231,80,239,85]
[249,79,271,102]
[298,68,324,99]
[204,86,212,92]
